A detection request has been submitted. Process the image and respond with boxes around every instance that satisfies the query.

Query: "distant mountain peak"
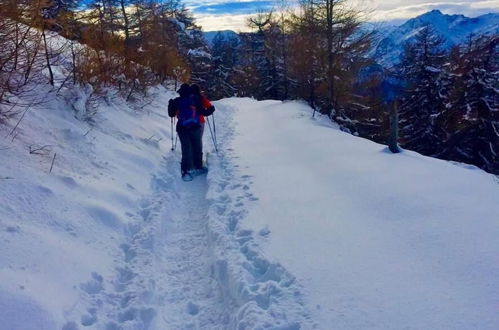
[373,10,499,67]
[424,9,443,16]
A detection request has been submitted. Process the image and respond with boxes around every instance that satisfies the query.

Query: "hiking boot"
[181,171,193,182]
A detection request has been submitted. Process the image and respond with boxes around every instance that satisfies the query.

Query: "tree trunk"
[326,0,334,115]
[119,0,131,43]
[42,27,54,86]
[71,40,76,84]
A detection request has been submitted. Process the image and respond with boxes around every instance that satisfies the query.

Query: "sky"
[187,0,499,31]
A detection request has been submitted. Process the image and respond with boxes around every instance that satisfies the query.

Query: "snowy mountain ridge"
[373,10,499,66]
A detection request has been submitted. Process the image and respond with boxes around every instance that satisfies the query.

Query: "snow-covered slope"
[0,84,183,329]
[1,86,498,328]
[210,98,499,329]
[374,10,499,66]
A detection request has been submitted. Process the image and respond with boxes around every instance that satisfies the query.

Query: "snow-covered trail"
[0,83,237,329]
[153,154,228,329]
[66,151,229,330]
[0,85,311,329]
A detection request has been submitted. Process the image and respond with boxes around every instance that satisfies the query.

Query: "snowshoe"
[181,171,194,182]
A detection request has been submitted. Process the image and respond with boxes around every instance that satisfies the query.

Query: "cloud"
[191,0,275,15]
[195,13,256,32]
[186,0,275,9]
[191,0,299,31]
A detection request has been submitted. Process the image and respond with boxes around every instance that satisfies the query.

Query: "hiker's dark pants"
[177,125,203,173]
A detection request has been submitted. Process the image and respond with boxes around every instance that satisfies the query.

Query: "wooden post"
[388,100,401,153]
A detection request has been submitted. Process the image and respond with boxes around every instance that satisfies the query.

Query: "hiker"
[190,84,215,137]
[168,83,215,181]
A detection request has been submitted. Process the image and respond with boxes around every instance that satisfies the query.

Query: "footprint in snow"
[187,302,200,316]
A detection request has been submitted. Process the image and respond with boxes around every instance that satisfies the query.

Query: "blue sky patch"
[190,1,275,15]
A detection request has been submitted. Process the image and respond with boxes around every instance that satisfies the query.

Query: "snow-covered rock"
[203,30,239,47]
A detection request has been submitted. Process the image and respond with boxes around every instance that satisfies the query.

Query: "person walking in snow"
[168,83,214,181]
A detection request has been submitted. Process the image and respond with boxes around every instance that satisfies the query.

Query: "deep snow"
[1,88,498,329]
[212,98,499,329]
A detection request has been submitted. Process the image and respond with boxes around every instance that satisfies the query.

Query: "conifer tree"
[173,8,211,90]
[210,32,239,98]
[398,26,448,155]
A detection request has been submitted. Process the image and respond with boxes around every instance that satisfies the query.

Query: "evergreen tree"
[398,26,448,155]
[234,32,264,98]
[174,9,212,90]
[262,19,287,100]
[243,11,274,99]
[209,32,239,99]
[234,10,293,101]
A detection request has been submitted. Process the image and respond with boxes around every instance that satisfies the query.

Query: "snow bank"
[210,97,499,330]
[0,82,177,328]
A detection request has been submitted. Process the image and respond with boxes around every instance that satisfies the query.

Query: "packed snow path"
[153,155,228,329]
[59,149,230,329]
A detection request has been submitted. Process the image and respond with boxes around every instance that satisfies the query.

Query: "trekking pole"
[212,113,218,147]
[173,118,179,151]
[206,116,218,153]
[170,118,175,151]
